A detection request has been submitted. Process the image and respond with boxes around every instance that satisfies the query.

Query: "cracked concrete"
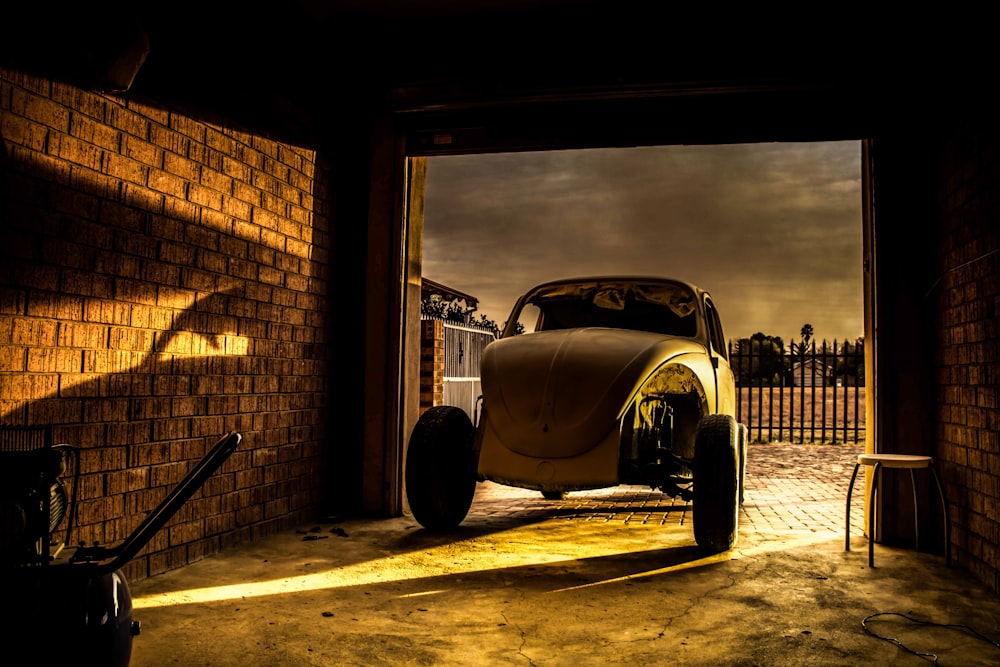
[127,444,1000,666]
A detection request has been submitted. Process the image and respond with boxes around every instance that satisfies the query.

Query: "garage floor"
[127,444,1000,666]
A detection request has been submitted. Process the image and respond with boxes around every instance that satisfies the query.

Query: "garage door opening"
[416,141,865,442]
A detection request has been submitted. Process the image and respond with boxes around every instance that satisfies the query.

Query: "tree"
[790,323,814,357]
[733,332,786,385]
[833,337,865,386]
[420,297,504,338]
[503,320,526,336]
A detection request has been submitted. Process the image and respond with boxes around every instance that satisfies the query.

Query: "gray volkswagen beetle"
[405,276,748,552]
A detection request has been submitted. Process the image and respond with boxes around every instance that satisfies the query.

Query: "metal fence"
[432,317,498,422]
[423,317,866,444]
[730,339,866,444]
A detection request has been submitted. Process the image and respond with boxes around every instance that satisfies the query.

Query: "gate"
[442,322,496,423]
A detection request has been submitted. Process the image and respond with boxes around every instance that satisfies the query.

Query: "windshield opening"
[513,281,698,337]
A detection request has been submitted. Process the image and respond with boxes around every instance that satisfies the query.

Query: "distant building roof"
[421,277,479,312]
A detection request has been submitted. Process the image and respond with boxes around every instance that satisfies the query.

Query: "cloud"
[422,141,863,343]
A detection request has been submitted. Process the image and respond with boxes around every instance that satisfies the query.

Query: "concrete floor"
[126,444,1000,666]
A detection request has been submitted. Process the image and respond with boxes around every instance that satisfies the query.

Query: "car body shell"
[473,276,736,494]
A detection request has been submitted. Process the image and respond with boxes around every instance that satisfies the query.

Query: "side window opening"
[705,297,728,361]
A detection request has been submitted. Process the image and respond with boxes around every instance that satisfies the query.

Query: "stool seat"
[857,453,933,469]
[846,453,950,567]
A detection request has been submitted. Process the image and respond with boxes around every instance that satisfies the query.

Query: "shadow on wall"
[0,286,253,431]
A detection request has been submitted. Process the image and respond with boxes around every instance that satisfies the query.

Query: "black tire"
[692,414,740,553]
[405,406,478,531]
[738,422,749,506]
[541,490,567,501]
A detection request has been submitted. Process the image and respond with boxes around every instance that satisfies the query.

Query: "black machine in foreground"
[0,428,242,667]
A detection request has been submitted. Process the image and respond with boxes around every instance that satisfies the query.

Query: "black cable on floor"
[861,611,1000,664]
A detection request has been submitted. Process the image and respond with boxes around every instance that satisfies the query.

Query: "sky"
[421,141,864,345]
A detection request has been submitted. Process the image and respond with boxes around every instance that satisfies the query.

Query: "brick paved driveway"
[470,443,867,536]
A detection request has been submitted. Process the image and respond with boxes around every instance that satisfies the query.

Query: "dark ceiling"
[1,3,987,150]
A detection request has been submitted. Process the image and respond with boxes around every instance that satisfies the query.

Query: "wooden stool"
[845,453,951,567]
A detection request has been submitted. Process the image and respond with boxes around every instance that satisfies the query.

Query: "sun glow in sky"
[422,141,863,345]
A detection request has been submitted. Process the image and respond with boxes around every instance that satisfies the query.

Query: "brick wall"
[933,130,1000,592]
[419,318,444,413]
[0,68,332,581]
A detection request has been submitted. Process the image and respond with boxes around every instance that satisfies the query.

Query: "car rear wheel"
[405,406,478,531]
[692,414,740,553]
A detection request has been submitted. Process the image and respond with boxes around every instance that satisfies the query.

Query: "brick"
[150,123,190,155]
[108,326,154,351]
[139,260,181,286]
[148,168,188,198]
[275,179,300,206]
[107,105,149,139]
[83,299,130,325]
[0,345,27,373]
[234,220,261,243]
[179,267,218,293]
[171,396,204,417]
[27,396,82,423]
[12,88,70,131]
[128,98,167,127]
[12,317,58,346]
[258,265,284,286]
[49,130,103,170]
[262,156,291,183]
[274,252,298,273]
[168,519,205,546]
[205,127,237,157]
[260,191,287,217]
[152,242,192,270]
[102,151,147,185]
[125,184,163,213]
[188,182,223,210]
[221,194,253,221]
[200,166,233,195]
[26,346,81,373]
[252,206,280,232]
[83,396,128,422]
[115,278,157,304]
[61,269,113,298]
[57,321,108,348]
[219,235,248,260]
[49,84,105,120]
[220,155,251,182]
[51,182,100,220]
[233,143,263,172]
[184,224,219,251]
[164,151,201,183]
[231,180,260,207]
[6,374,55,404]
[288,203,311,226]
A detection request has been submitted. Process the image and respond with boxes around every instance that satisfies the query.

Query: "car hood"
[480,328,705,459]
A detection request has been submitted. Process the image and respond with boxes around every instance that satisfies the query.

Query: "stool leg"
[868,462,882,567]
[909,469,920,551]
[846,462,861,551]
[929,463,952,567]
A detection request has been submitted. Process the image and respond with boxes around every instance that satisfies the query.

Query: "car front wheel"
[405,406,478,531]
[692,414,740,553]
